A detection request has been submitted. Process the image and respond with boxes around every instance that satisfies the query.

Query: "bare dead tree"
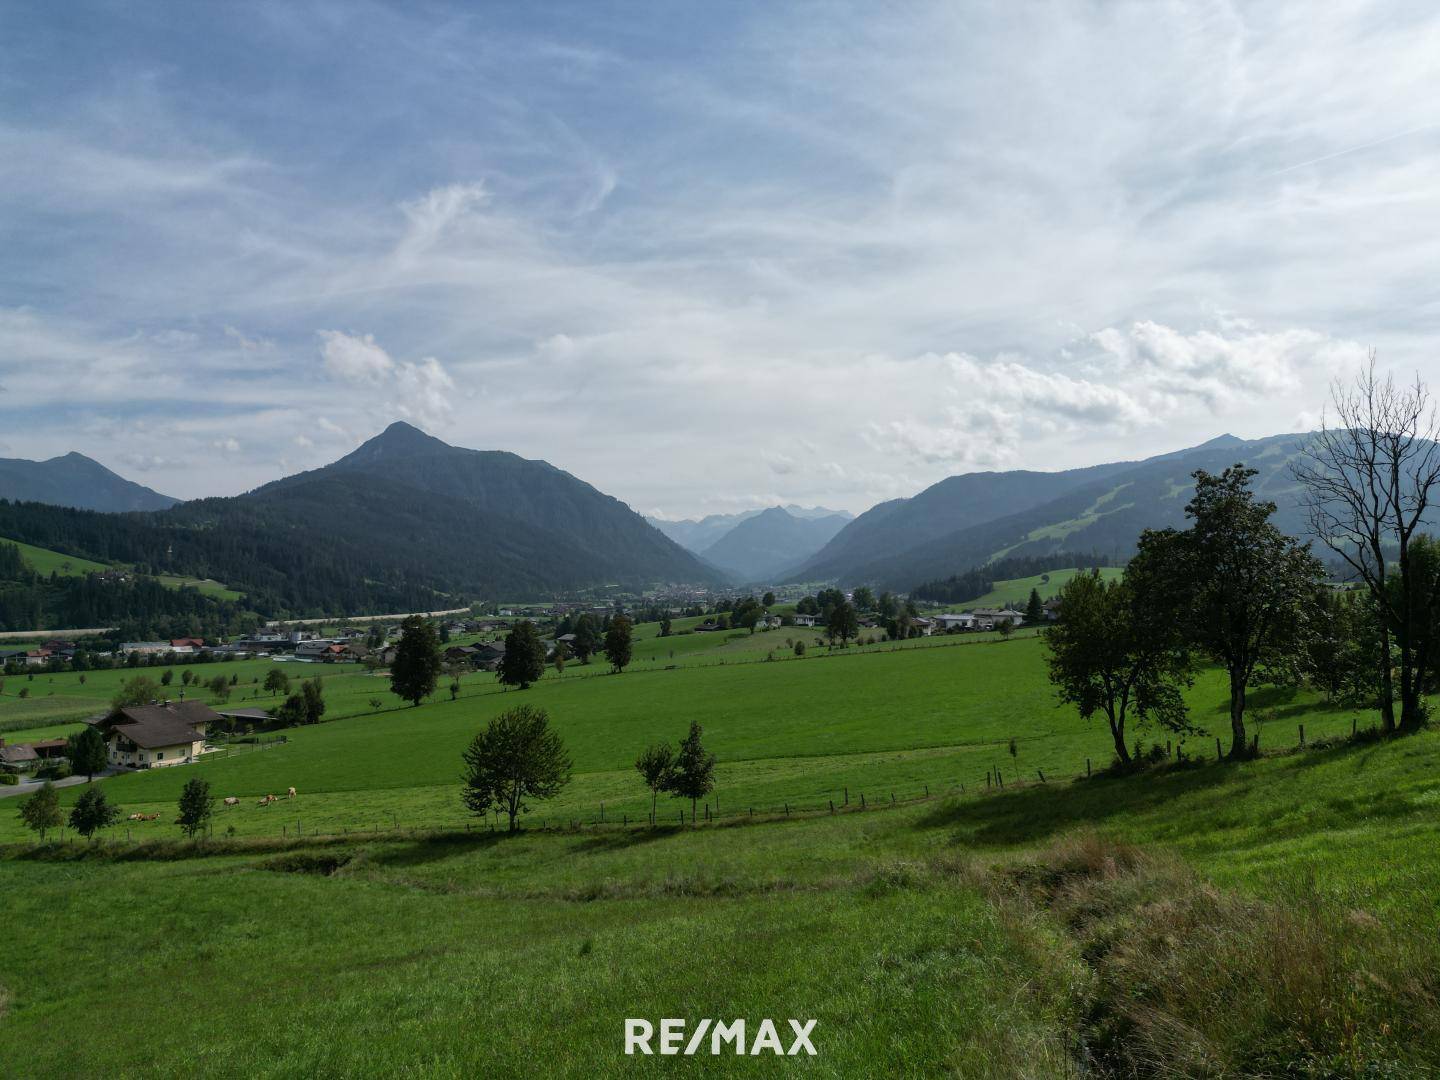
[1290,353,1440,732]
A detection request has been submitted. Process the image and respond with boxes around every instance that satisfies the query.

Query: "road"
[0,768,120,799]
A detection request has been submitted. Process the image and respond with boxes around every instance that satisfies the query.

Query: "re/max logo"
[625,1019,817,1056]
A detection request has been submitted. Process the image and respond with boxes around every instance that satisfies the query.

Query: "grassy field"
[2,535,244,602]
[3,621,1438,1074]
[939,566,1124,610]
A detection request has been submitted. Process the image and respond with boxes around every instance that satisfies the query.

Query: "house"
[910,617,934,636]
[792,614,818,627]
[215,707,275,730]
[119,641,171,656]
[169,637,205,650]
[1044,598,1062,621]
[92,701,217,769]
[294,639,339,659]
[444,644,481,664]
[695,620,726,633]
[935,613,976,631]
[973,607,1025,627]
[27,738,69,760]
[471,642,507,670]
[0,740,39,772]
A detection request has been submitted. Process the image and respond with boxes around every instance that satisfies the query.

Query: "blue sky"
[3,1,1440,515]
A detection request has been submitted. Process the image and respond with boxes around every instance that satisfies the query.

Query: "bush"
[35,762,72,781]
[0,772,18,785]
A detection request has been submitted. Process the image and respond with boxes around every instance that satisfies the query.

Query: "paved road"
[0,769,120,799]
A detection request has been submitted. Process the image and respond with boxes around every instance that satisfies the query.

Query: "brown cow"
[128,813,145,822]
[286,786,297,799]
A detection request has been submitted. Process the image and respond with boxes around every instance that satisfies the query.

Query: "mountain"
[788,434,1317,590]
[0,452,177,512]
[648,505,853,554]
[697,506,853,583]
[0,422,723,615]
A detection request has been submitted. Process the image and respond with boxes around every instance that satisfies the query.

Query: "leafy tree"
[1024,588,1045,625]
[449,676,461,701]
[572,614,599,664]
[263,668,290,696]
[659,615,672,637]
[18,781,62,841]
[852,586,876,612]
[997,620,1016,640]
[497,621,547,689]
[160,668,174,686]
[460,705,572,831]
[390,615,442,705]
[796,596,819,616]
[1045,570,1192,768]
[667,720,716,822]
[604,615,633,673]
[1139,467,1324,759]
[276,693,307,727]
[207,674,231,702]
[762,591,775,608]
[733,597,762,634]
[67,725,108,781]
[301,677,325,724]
[634,742,675,824]
[793,639,806,657]
[552,639,568,675]
[439,622,451,644]
[827,601,859,647]
[877,591,898,618]
[112,675,160,709]
[177,777,214,838]
[68,787,120,839]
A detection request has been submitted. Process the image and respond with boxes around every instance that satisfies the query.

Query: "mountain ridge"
[0,451,177,512]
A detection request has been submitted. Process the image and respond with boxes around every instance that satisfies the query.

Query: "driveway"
[0,768,122,799]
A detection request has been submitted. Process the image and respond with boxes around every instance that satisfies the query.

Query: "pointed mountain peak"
[342,421,452,463]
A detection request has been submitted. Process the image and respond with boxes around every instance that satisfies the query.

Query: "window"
[157,751,164,760]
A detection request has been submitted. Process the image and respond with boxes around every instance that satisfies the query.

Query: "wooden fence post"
[1298,724,1305,747]
[1086,758,1091,777]
[1037,769,1045,783]
[829,800,835,814]
[860,793,865,809]
[1215,737,1223,760]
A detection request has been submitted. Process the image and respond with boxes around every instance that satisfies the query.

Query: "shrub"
[0,772,17,786]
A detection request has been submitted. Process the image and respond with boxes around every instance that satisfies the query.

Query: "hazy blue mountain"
[788,434,1317,590]
[0,452,177,512]
[697,506,853,583]
[649,504,852,554]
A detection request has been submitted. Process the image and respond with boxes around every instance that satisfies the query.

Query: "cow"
[128,813,145,822]
[258,794,278,807]
[223,797,240,807]
[287,786,297,799]
[142,813,160,821]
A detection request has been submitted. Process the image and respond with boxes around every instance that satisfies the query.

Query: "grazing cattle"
[128,813,145,822]
[223,796,240,807]
[142,813,160,821]
[287,787,297,799]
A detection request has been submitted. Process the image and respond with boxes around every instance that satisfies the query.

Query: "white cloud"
[316,330,456,429]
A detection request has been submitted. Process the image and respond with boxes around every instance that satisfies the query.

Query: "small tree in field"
[301,677,325,724]
[667,720,716,822]
[19,781,62,841]
[390,615,442,705]
[605,615,633,673]
[634,742,675,825]
[497,621,547,689]
[461,705,572,832]
[264,668,290,696]
[1045,569,1193,768]
[67,725,108,781]
[177,777,214,838]
[68,788,120,839]
[112,675,160,709]
[1025,588,1045,625]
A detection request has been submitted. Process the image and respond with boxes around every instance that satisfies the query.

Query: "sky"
[3,0,1439,518]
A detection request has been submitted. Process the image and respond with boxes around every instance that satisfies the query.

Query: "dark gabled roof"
[216,707,274,721]
[0,744,38,764]
[100,701,218,749]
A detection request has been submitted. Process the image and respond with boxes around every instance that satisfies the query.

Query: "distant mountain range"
[0,423,722,613]
[696,506,852,583]
[647,504,854,584]
[0,452,177,512]
[787,434,1318,590]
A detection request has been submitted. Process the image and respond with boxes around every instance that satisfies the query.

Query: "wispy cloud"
[2,2,1439,511]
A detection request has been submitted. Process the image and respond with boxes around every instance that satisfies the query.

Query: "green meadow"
[3,624,1438,1075]
[2,535,244,602]
[939,566,1124,610]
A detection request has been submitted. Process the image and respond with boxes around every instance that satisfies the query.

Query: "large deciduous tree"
[389,615,442,706]
[604,615,633,673]
[1139,466,1323,759]
[1292,359,1440,732]
[68,787,120,839]
[497,621,547,689]
[1045,569,1192,767]
[461,705,572,832]
[827,601,859,647]
[67,725,108,781]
